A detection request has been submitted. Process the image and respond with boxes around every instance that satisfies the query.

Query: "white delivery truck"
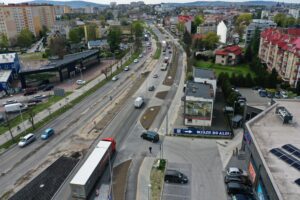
[4,103,27,113]
[134,97,144,108]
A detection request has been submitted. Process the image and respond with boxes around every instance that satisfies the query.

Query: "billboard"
[185,100,212,120]
[248,161,257,183]
[174,128,232,137]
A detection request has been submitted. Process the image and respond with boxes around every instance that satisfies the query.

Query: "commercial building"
[243,100,300,200]
[289,9,300,19]
[0,3,55,42]
[245,19,276,46]
[0,52,20,90]
[197,19,217,35]
[215,45,242,66]
[184,81,214,127]
[193,67,216,97]
[258,28,300,87]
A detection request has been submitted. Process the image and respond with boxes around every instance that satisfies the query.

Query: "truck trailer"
[70,138,116,199]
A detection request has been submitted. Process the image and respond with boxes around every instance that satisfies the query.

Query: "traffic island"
[140,106,161,130]
[150,159,167,200]
[112,160,132,200]
[163,46,178,86]
[155,91,168,100]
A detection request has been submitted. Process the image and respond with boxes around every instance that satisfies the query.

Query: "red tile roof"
[261,28,300,55]
[215,45,242,56]
[178,15,193,23]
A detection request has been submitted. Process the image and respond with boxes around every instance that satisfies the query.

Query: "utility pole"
[4,112,14,142]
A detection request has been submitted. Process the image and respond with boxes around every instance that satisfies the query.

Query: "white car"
[124,66,129,71]
[112,76,118,81]
[134,59,139,63]
[226,167,248,177]
[2,99,18,106]
[76,80,86,85]
[18,133,36,147]
[139,54,143,58]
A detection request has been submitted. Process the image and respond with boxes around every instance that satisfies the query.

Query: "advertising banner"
[174,128,232,137]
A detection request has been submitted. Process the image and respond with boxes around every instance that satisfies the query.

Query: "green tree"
[69,27,84,43]
[39,25,48,38]
[105,11,114,20]
[268,68,279,88]
[236,13,253,26]
[194,15,204,26]
[48,35,67,59]
[285,16,296,27]
[177,22,185,35]
[273,13,286,27]
[107,27,122,52]
[0,33,9,50]
[131,21,144,50]
[183,30,192,46]
[86,24,97,40]
[17,29,35,48]
[203,32,219,49]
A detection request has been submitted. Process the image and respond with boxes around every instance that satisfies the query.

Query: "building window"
[188,118,192,123]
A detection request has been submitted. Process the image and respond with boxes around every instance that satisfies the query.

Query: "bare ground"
[155,91,168,100]
[112,160,132,200]
[140,106,161,130]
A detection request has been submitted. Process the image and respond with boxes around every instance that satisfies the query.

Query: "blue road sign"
[174,128,232,137]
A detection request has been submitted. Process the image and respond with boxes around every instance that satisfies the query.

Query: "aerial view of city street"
[0,0,300,200]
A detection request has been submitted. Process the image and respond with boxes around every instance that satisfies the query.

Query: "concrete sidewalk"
[136,157,155,200]
[0,51,133,149]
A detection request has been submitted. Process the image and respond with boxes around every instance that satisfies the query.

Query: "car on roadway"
[227,167,248,177]
[227,182,253,195]
[140,131,159,143]
[18,133,36,147]
[112,76,118,81]
[134,59,139,63]
[153,74,158,78]
[148,85,155,91]
[76,80,86,85]
[139,54,143,58]
[124,66,129,71]
[164,169,188,184]
[2,99,18,106]
[41,128,55,140]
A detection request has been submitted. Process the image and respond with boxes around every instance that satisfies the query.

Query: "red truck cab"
[101,137,116,152]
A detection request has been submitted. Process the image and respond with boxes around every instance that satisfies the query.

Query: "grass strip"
[150,159,166,200]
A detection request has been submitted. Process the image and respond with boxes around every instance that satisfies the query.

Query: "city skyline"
[2,0,300,5]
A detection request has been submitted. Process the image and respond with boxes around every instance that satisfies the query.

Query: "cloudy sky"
[1,0,300,4]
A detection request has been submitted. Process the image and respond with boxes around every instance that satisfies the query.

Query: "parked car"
[140,131,159,143]
[24,88,37,96]
[76,80,86,85]
[252,86,263,90]
[153,74,158,78]
[232,193,256,200]
[43,84,54,91]
[124,66,129,71]
[267,92,274,98]
[227,167,248,177]
[139,54,143,58]
[134,59,139,63]
[112,76,118,81]
[224,175,252,186]
[148,85,155,91]
[18,133,36,147]
[28,98,42,104]
[41,128,55,140]
[34,94,47,100]
[227,182,253,195]
[2,99,18,106]
[164,169,188,184]
[280,90,288,98]
[259,90,267,97]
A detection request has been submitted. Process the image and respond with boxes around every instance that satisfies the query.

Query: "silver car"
[18,133,36,147]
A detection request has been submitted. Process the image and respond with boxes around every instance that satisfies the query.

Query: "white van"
[134,97,144,108]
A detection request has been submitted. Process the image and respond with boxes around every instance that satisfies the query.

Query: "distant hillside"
[168,1,288,7]
[26,0,108,8]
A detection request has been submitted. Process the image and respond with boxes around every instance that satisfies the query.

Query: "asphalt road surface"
[0,45,151,198]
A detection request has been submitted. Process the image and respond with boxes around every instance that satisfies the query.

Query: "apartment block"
[0,4,55,42]
[259,28,300,87]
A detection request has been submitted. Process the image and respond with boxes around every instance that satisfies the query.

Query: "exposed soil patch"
[140,106,161,130]
[155,91,168,100]
[112,160,132,200]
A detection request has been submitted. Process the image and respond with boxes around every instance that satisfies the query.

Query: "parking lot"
[162,137,227,200]
[162,162,191,200]
[237,88,271,106]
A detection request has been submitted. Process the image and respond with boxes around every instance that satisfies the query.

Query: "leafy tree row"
[273,13,300,28]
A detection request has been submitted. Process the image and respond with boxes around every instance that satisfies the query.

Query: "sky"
[1,0,300,4]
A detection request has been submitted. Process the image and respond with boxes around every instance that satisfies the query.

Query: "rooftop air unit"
[275,106,293,124]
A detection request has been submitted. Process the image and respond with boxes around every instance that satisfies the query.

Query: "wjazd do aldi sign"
[174,128,232,137]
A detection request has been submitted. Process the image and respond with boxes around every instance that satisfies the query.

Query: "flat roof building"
[184,81,214,127]
[243,100,300,200]
[193,67,216,97]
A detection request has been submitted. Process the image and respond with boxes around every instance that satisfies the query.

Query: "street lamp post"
[148,184,152,200]
[19,106,25,133]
